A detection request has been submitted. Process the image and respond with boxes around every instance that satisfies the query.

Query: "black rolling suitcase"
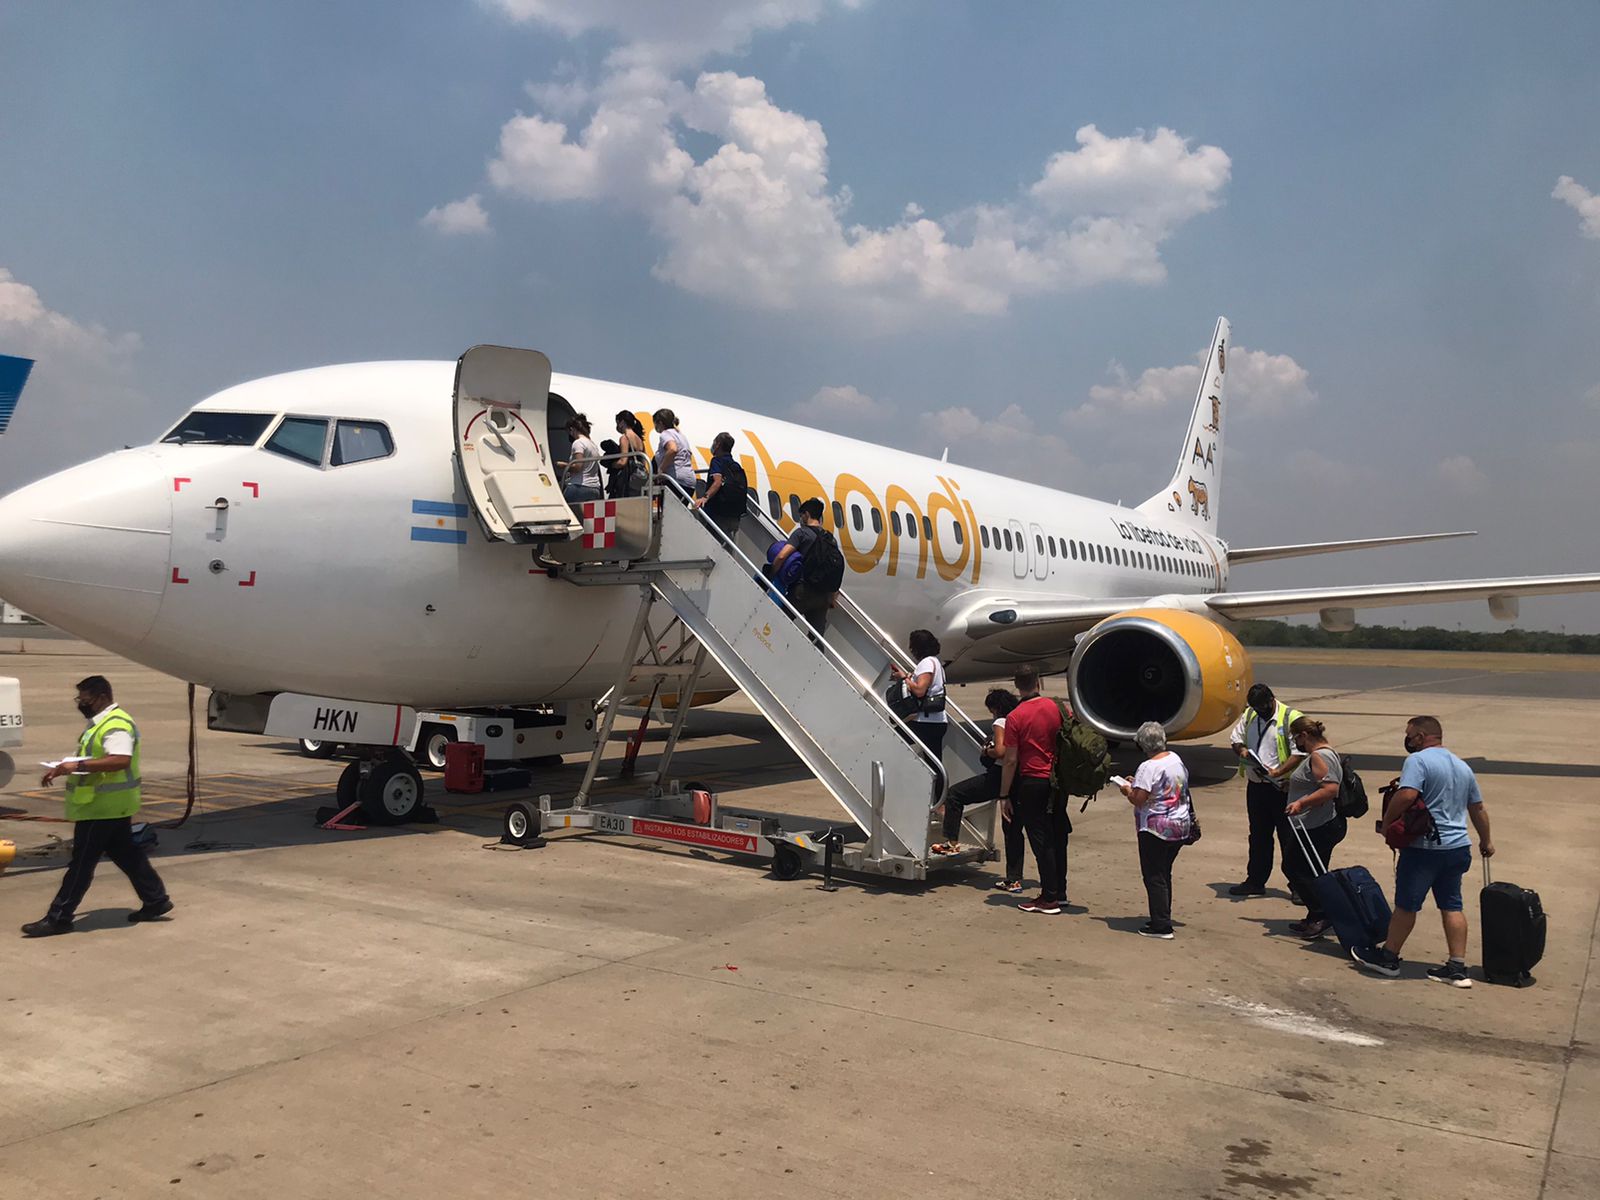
[1480,860,1545,987]
[1290,815,1391,955]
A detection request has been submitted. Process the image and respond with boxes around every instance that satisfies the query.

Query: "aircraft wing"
[1202,572,1600,621]
[954,570,1600,659]
[1226,530,1476,565]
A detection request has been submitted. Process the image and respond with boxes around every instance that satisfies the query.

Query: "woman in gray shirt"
[1282,716,1347,941]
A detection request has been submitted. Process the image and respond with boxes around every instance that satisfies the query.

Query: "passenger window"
[851,504,864,532]
[1047,536,1057,558]
[952,522,963,545]
[1003,528,1013,551]
[871,508,883,534]
[907,514,919,540]
[788,495,801,522]
[264,417,329,466]
[1036,535,1044,555]
[331,420,393,466]
[1069,541,1077,560]
[891,511,902,536]
[831,501,845,529]
[767,491,781,520]
[980,526,990,549]
[921,516,933,541]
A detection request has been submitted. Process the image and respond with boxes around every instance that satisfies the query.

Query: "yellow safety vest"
[63,706,143,822]
[1236,701,1302,780]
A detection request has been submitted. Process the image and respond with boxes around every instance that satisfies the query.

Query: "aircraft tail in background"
[0,354,35,436]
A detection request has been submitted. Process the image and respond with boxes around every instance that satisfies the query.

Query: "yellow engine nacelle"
[1067,608,1251,741]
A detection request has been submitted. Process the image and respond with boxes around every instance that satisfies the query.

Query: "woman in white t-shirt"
[889,628,949,765]
[558,413,604,504]
[1118,720,1193,940]
[651,407,698,494]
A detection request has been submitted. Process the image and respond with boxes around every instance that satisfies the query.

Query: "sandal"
[992,879,1023,893]
[930,841,963,855]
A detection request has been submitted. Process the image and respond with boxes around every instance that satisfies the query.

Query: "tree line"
[1233,620,1600,655]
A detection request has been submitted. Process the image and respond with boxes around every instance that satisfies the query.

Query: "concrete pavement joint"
[1537,881,1600,1196]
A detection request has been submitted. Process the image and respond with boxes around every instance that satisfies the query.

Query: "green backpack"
[1050,699,1112,800]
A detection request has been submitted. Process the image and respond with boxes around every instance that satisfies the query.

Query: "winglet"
[1137,318,1227,536]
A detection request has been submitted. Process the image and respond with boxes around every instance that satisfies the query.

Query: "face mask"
[76,700,96,718]
[1403,733,1420,753]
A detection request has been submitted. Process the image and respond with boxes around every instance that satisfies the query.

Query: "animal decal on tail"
[1187,477,1210,520]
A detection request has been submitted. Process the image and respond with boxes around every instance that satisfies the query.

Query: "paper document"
[1109,775,1130,790]
[39,757,88,772]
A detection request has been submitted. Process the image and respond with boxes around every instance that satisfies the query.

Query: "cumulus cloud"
[1069,344,1313,428]
[421,193,492,235]
[1553,175,1600,239]
[455,5,1231,323]
[808,384,894,423]
[1435,453,1488,495]
[0,267,145,482]
[918,400,1082,484]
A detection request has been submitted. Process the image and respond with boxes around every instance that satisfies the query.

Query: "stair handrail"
[651,476,950,796]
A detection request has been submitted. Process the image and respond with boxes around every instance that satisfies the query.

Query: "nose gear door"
[454,345,581,542]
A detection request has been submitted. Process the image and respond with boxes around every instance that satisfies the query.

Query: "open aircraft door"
[454,345,581,542]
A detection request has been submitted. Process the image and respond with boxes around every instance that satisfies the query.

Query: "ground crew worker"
[21,675,172,937]
[1226,682,1304,897]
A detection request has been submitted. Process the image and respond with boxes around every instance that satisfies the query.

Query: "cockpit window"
[331,420,394,466]
[264,417,330,466]
[160,411,274,446]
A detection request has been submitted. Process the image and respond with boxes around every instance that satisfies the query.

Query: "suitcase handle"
[1483,856,1492,889]
[1288,812,1330,877]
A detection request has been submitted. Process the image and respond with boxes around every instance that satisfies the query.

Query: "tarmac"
[1,637,1597,1199]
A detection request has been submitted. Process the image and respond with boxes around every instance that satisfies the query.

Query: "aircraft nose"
[0,450,172,649]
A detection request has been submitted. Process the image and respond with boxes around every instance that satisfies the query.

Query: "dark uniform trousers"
[1244,778,1291,889]
[48,816,169,923]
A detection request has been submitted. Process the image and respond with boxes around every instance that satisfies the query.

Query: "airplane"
[1,316,1597,762]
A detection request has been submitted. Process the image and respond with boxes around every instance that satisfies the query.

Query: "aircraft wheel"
[300,737,338,759]
[771,844,805,881]
[418,725,455,771]
[360,758,425,825]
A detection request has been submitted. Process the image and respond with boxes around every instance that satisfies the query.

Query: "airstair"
[453,344,995,881]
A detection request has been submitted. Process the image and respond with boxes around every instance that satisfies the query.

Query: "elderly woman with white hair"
[1117,720,1195,940]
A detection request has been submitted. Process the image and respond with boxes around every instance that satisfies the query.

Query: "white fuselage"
[0,361,1227,705]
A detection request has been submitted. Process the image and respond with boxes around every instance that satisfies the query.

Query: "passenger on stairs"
[932,688,1020,874]
[651,408,698,495]
[889,628,949,765]
[613,410,648,497]
[558,413,604,505]
[694,432,746,539]
[770,499,842,635]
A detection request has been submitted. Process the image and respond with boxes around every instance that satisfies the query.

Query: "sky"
[2,0,1598,631]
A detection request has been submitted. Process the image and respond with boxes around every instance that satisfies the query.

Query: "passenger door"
[1028,522,1050,581]
[1007,518,1029,579]
[453,345,579,542]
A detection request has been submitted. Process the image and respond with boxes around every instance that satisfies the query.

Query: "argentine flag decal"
[411,499,469,543]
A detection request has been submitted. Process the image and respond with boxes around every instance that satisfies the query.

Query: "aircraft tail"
[1137,317,1227,536]
[0,355,34,437]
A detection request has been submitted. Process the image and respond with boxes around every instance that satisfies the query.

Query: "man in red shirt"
[998,665,1066,913]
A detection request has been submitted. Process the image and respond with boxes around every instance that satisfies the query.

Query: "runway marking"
[1205,991,1385,1047]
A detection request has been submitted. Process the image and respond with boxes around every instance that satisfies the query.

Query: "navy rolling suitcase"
[1290,816,1392,955]
[1480,861,1545,987]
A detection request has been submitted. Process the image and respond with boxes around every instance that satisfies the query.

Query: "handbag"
[1182,783,1202,845]
[1378,778,1440,850]
[885,680,923,719]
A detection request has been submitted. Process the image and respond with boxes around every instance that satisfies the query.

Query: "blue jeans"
[1394,845,1471,913]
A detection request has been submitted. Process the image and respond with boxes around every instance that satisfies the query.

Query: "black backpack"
[800,527,846,592]
[708,459,748,517]
[1334,752,1369,819]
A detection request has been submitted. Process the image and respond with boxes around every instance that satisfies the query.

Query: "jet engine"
[1067,608,1250,741]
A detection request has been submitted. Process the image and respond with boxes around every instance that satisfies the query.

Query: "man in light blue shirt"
[1353,716,1495,987]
